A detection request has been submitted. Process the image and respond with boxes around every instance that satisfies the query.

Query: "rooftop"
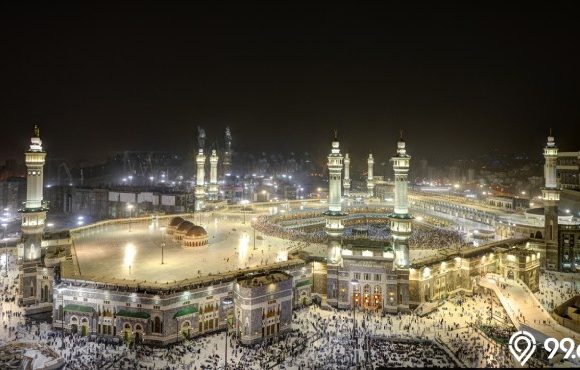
[237,271,291,287]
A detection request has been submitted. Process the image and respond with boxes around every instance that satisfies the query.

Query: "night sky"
[1,2,579,165]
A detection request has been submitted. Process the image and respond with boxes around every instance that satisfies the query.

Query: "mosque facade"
[9,126,557,346]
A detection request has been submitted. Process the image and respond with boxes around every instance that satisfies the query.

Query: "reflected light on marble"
[238,232,249,263]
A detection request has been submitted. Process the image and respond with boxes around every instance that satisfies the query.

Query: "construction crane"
[58,163,73,186]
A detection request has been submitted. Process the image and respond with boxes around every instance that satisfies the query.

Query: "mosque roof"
[176,220,195,232]
[186,225,208,237]
[169,216,185,227]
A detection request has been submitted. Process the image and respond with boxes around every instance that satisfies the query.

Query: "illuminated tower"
[542,130,560,270]
[209,149,219,200]
[367,152,374,197]
[20,125,47,262]
[343,153,351,196]
[195,148,206,210]
[18,125,52,309]
[194,127,207,211]
[223,126,233,176]
[390,131,412,268]
[324,131,346,241]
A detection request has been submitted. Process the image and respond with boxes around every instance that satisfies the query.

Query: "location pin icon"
[509,331,536,365]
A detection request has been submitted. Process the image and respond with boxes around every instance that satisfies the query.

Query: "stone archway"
[181,321,191,339]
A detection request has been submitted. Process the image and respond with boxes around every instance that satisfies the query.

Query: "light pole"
[2,223,7,277]
[127,203,134,232]
[252,217,257,250]
[222,297,234,369]
[160,227,166,265]
[240,200,249,224]
[350,278,359,367]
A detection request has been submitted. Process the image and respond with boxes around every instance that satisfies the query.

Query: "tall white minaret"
[542,129,560,270]
[195,148,206,211]
[390,131,412,268]
[367,152,374,197]
[324,131,346,239]
[209,149,219,200]
[20,125,47,262]
[343,153,351,196]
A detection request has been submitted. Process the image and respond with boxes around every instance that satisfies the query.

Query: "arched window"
[43,285,49,302]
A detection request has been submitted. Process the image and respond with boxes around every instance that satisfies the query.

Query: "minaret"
[195,148,206,210]
[367,152,374,197]
[324,131,346,239]
[343,153,351,196]
[389,131,411,313]
[20,125,47,262]
[209,149,219,200]
[223,127,233,176]
[390,131,412,268]
[542,130,560,270]
[18,125,50,309]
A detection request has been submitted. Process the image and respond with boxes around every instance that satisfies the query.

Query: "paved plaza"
[72,214,290,282]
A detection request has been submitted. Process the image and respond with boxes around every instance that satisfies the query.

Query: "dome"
[186,225,207,237]
[177,220,195,232]
[169,216,184,227]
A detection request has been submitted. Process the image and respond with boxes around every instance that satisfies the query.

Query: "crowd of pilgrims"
[2,291,515,369]
[535,271,580,311]
[252,213,466,250]
[3,244,575,369]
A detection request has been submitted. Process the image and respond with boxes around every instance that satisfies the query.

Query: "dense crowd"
[253,213,467,250]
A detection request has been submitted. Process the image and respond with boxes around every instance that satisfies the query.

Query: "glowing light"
[276,250,288,262]
[124,243,136,266]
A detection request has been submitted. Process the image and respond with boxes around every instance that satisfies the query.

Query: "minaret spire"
[542,130,560,270]
[324,132,346,239]
[343,152,351,197]
[208,149,219,201]
[390,132,412,268]
[19,125,49,306]
[195,127,207,210]
[367,152,374,198]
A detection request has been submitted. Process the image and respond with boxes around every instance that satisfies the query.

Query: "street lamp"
[127,203,134,232]
[350,278,359,367]
[240,200,249,224]
[160,227,166,265]
[222,297,234,369]
[2,223,7,277]
[252,217,257,250]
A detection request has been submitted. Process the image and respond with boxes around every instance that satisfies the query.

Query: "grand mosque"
[13,125,577,346]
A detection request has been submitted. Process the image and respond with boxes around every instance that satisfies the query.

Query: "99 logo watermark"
[509,330,579,365]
